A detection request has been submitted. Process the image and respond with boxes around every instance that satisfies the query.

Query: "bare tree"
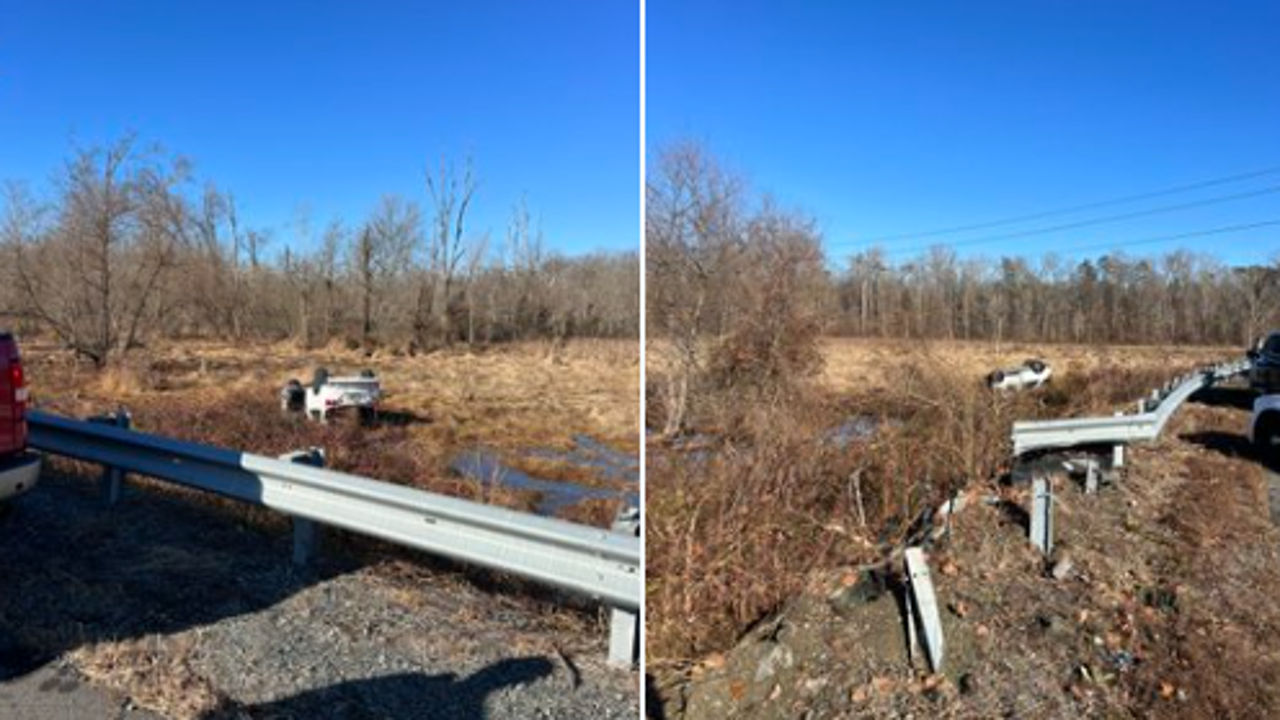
[420,157,477,346]
[5,137,191,365]
[351,195,419,345]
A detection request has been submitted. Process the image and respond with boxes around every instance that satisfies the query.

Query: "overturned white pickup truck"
[281,368,382,423]
[987,359,1052,391]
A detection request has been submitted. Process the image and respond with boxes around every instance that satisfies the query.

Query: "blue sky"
[0,1,639,256]
[649,1,1280,267]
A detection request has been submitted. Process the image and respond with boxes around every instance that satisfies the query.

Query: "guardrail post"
[280,448,327,568]
[1113,412,1126,468]
[88,410,131,506]
[607,505,640,668]
[903,547,945,673]
[1084,460,1099,494]
[1030,475,1054,555]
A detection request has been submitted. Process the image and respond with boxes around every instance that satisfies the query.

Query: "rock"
[755,644,795,683]
[1050,552,1074,581]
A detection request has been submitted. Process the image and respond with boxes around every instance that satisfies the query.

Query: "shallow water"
[451,437,638,517]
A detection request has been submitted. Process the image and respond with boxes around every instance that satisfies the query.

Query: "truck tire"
[1026,359,1047,374]
[312,367,330,393]
[360,368,376,378]
[987,370,1005,388]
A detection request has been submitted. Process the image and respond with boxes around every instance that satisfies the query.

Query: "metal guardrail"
[1011,358,1251,456]
[26,410,641,665]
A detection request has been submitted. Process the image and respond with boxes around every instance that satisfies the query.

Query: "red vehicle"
[0,332,39,502]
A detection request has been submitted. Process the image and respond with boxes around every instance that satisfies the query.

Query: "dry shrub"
[557,497,624,528]
[73,634,229,719]
[646,406,861,661]
[646,356,1033,663]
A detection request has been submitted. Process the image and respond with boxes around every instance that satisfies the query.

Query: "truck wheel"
[987,370,1005,388]
[312,367,330,392]
[1026,359,1047,373]
[360,368,376,378]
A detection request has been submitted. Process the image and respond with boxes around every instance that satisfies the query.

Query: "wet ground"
[452,435,639,517]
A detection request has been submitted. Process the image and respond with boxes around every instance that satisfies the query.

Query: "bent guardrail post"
[88,409,131,506]
[26,411,642,664]
[903,548,944,673]
[280,448,328,568]
[608,504,641,668]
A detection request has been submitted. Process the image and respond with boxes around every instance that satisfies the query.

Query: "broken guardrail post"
[1029,475,1054,555]
[903,547,945,673]
[279,448,327,567]
[608,504,641,668]
[88,409,131,506]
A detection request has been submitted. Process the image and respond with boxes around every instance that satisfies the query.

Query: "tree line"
[0,136,638,366]
[834,247,1279,347]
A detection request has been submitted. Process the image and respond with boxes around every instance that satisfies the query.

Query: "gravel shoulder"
[0,462,637,719]
[654,383,1280,718]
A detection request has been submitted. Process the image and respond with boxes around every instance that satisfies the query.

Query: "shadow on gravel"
[0,465,347,683]
[207,657,554,720]
[1190,385,1257,411]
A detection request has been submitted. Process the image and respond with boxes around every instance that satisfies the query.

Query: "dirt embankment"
[653,384,1280,718]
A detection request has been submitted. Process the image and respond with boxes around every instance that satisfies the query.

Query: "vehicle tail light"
[11,358,27,445]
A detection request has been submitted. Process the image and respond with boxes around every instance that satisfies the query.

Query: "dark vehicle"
[1248,333,1280,393]
[0,332,40,502]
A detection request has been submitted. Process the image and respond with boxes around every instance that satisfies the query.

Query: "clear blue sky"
[0,1,639,256]
[649,1,1280,267]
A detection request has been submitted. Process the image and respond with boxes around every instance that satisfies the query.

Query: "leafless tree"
[420,157,477,346]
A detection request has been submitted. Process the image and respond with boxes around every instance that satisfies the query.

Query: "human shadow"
[0,459,345,683]
[204,658,555,720]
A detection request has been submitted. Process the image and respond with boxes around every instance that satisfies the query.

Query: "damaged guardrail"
[1011,358,1251,456]
[26,410,641,666]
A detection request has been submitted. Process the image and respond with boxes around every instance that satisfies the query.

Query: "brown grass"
[72,633,228,719]
[23,339,638,526]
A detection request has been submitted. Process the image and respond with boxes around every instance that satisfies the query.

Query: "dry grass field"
[815,337,1233,396]
[22,338,640,527]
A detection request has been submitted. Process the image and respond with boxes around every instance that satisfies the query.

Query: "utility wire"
[855,164,1280,244]
[830,183,1280,257]
[865,219,1280,263]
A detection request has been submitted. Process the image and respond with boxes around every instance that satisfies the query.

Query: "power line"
[831,183,1280,257]
[860,219,1280,264]
[1033,219,1280,259]
[853,164,1280,244]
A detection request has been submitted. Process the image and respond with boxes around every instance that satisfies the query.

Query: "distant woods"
[835,247,1279,348]
[0,136,638,366]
